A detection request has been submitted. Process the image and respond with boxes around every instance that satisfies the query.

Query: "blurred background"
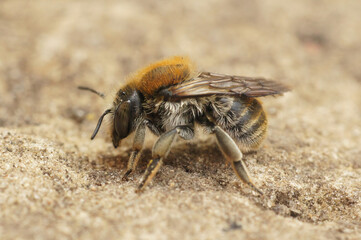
[0,0,360,239]
[1,0,360,128]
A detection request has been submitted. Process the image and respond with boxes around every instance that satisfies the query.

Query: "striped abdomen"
[210,95,267,152]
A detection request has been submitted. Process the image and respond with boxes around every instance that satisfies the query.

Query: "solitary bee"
[80,56,289,193]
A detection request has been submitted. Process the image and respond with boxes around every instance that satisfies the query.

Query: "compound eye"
[114,100,131,140]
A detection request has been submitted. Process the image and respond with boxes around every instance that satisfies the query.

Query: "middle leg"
[137,125,194,192]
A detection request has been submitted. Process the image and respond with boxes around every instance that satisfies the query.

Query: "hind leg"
[212,126,262,194]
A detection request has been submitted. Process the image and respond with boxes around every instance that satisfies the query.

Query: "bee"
[80,56,289,193]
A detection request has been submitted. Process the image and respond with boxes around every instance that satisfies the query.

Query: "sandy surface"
[0,0,360,239]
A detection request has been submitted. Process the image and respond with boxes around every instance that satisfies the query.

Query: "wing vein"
[163,72,290,99]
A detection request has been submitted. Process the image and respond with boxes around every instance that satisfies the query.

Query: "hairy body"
[85,56,289,193]
[143,95,266,152]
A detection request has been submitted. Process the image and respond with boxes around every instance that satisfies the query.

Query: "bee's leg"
[212,126,263,195]
[137,126,193,192]
[122,122,146,181]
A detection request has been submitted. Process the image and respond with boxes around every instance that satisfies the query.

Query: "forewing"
[164,72,290,98]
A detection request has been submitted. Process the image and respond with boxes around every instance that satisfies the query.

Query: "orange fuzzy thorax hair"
[126,56,197,96]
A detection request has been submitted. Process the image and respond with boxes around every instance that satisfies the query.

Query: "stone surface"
[0,1,360,239]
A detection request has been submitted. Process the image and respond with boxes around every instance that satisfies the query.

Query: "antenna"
[78,86,105,98]
[91,109,111,139]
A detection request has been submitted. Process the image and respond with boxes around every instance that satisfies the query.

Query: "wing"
[163,72,290,99]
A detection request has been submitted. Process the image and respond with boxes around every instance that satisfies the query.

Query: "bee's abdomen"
[211,96,267,151]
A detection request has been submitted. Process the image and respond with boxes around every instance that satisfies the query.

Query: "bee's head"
[91,87,142,148]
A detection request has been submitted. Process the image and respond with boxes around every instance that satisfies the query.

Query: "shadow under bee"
[86,139,236,188]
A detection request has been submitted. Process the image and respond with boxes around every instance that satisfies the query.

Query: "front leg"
[122,121,147,180]
[137,125,194,192]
